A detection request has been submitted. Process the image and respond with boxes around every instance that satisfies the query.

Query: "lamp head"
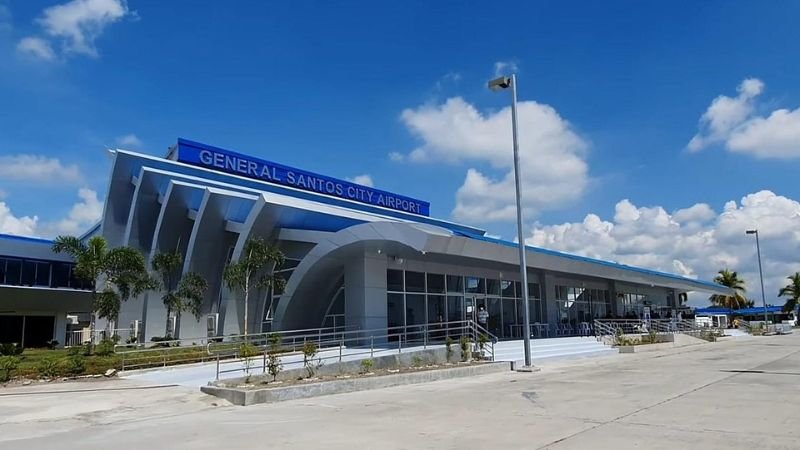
[488,76,513,91]
[746,229,757,235]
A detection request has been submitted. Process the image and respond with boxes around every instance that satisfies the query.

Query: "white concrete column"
[344,251,388,334]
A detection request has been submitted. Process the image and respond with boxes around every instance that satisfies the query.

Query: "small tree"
[266,333,283,382]
[223,237,285,337]
[152,250,209,338]
[302,341,319,377]
[709,269,748,309]
[54,236,155,334]
[779,272,800,313]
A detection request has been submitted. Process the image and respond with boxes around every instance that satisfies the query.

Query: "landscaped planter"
[202,362,510,406]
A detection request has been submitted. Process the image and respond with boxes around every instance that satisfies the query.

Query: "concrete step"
[491,337,615,362]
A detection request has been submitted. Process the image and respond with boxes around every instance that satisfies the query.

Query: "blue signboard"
[176,138,431,216]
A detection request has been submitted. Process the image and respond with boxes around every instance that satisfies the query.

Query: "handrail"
[211,319,483,380]
[116,319,486,372]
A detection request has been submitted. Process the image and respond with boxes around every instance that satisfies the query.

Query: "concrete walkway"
[2,332,798,449]
[122,335,623,388]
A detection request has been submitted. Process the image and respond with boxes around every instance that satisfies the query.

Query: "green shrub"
[64,354,86,375]
[36,356,62,378]
[0,343,23,356]
[412,355,424,368]
[239,343,260,358]
[445,337,454,362]
[150,336,173,348]
[94,338,116,356]
[459,335,471,362]
[0,356,21,382]
[360,358,374,374]
[266,333,283,381]
[302,341,319,377]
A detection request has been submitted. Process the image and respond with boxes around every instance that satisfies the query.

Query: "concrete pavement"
[1,333,798,449]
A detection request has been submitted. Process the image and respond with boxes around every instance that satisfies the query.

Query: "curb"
[201,362,510,406]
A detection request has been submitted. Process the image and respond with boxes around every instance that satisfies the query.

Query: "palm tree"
[53,235,155,335]
[709,269,749,309]
[778,272,800,313]
[152,250,209,338]
[223,237,285,336]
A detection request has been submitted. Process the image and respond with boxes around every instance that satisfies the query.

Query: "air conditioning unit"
[166,316,177,337]
[206,313,219,337]
[130,320,141,343]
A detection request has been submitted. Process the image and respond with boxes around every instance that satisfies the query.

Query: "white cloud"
[688,78,800,159]
[400,96,588,223]
[115,133,142,148]
[17,0,130,61]
[0,2,12,32]
[346,174,374,187]
[388,152,404,162]
[494,60,518,77]
[0,188,103,238]
[16,37,56,60]
[527,190,800,307]
[40,188,104,236]
[0,154,83,184]
[0,202,38,236]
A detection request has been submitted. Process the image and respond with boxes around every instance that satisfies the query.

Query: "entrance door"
[471,295,488,327]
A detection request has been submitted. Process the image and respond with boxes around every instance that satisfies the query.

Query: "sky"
[1,0,800,307]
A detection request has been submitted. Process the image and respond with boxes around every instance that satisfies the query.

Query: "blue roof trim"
[79,222,102,240]
[0,233,54,245]
[696,306,795,315]
[454,230,724,290]
[116,150,486,236]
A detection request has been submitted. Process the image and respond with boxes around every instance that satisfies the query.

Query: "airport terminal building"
[1,139,731,345]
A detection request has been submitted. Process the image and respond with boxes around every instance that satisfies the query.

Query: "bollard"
[370,336,374,358]
[215,354,220,381]
[339,340,343,362]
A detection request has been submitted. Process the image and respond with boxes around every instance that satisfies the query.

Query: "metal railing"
[114,320,497,375]
[65,328,137,347]
[212,319,498,381]
[593,318,721,346]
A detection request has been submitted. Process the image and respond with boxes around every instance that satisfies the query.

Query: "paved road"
[2,333,799,449]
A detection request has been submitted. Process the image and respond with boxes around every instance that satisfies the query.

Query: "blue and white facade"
[99,139,731,342]
[1,138,732,345]
[0,234,92,347]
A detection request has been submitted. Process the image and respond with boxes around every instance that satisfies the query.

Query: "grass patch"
[13,348,121,379]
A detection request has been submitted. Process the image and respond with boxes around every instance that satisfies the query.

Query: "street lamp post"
[745,229,769,324]
[489,74,533,368]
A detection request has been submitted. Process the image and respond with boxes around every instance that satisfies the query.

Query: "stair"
[492,336,617,363]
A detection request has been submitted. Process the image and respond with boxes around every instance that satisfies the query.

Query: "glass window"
[466,277,483,294]
[427,295,445,324]
[34,262,50,287]
[501,280,514,297]
[486,297,502,336]
[6,259,21,285]
[426,273,445,294]
[387,269,404,292]
[486,279,501,296]
[502,298,516,337]
[446,275,463,293]
[278,259,301,270]
[529,283,541,299]
[387,293,404,331]
[405,271,425,292]
[21,260,35,286]
[329,289,344,315]
[405,294,426,328]
[52,263,71,288]
[447,296,463,323]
